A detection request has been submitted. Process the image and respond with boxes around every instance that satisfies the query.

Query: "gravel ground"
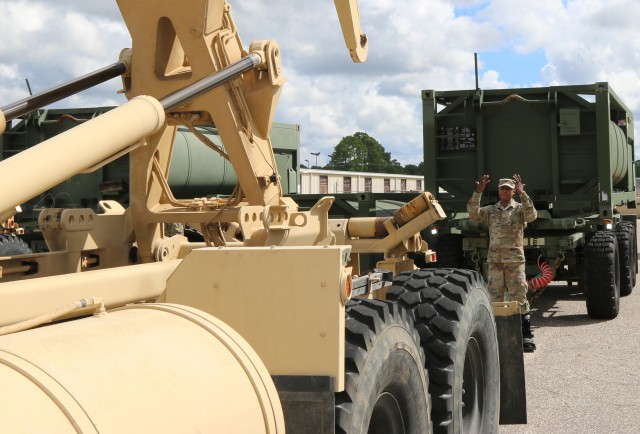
[500,263,640,432]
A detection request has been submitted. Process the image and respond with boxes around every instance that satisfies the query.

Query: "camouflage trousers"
[488,261,530,314]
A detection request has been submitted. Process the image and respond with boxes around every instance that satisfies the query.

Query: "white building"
[299,168,423,194]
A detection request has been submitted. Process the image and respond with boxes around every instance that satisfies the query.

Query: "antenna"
[474,52,479,90]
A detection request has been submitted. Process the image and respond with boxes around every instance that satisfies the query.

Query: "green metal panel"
[559,108,580,136]
[271,122,300,195]
[423,83,635,221]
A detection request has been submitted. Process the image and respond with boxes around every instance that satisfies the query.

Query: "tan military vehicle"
[0,1,525,432]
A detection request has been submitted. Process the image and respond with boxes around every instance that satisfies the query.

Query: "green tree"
[403,162,424,175]
[326,132,404,173]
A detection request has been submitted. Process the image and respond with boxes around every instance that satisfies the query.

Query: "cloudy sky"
[1,0,640,166]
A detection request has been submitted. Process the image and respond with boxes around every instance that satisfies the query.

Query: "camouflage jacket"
[467,191,537,263]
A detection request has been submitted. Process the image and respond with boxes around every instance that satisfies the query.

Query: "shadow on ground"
[527,282,610,328]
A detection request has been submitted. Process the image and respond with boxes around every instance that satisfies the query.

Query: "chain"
[471,249,481,272]
[554,250,565,270]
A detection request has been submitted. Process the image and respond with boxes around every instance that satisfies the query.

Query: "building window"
[319,175,328,194]
[384,178,390,193]
[343,177,352,193]
[417,179,422,191]
[401,179,407,192]
[365,177,372,192]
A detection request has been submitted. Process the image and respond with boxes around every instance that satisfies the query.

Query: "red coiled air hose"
[527,258,554,290]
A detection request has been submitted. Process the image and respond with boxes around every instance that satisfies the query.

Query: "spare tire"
[0,234,32,256]
[387,268,500,434]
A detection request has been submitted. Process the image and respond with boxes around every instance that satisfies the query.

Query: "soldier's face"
[499,186,514,203]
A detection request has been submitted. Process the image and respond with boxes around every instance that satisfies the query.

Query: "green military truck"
[422,82,637,319]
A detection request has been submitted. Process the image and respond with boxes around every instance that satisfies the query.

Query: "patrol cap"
[498,178,515,189]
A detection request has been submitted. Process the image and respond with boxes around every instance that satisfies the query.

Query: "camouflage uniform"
[467,188,537,314]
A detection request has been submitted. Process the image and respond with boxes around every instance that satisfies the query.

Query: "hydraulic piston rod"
[0,61,127,122]
[160,52,262,112]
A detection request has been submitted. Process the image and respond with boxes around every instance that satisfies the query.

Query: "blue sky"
[455,2,490,16]
[479,50,546,86]
[1,0,640,165]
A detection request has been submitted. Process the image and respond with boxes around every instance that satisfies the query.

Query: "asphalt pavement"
[499,247,640,432]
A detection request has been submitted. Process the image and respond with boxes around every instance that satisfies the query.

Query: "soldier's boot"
[521,313,536,352]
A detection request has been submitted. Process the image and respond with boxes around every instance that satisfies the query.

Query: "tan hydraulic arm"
[0,96,165,221]
[0,52,263,223]
[334,0,368,62]
[118,0,285,208]
[331,193,446,274]
[118,0,365,210]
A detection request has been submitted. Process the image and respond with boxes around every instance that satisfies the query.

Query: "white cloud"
[2,0,640,164]
[480,70,509,88]
[0,1,127,104]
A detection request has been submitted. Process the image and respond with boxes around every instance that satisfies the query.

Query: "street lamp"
[311,152,320,168]
[304,159,310,168]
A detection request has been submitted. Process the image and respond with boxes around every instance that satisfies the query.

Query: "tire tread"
[387,268,497,433]
[584,231,620,319]
[336,298,430,434]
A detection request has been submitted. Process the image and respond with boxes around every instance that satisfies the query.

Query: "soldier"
[468,174,538,352]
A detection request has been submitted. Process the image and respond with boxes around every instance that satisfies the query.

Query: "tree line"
[307,132,423,175]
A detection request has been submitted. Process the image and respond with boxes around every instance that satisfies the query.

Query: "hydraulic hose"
[0,297,105,336]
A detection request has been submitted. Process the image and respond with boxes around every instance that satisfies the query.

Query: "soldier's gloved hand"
[476,174,490,193]
[513,174,525,195]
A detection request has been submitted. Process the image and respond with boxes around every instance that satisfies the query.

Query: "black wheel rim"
[369,391,405,434]
[462,336,485,432]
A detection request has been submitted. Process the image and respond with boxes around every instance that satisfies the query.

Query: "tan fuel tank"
[0,303,284,433]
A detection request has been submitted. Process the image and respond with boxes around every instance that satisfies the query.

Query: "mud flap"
[272,375,334,434]
[493,301,527,424]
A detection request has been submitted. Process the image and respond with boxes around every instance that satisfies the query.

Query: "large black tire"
[0,234,32,256]
[335,299,432,434]
[584,231,620,319]
[386,269,500,434]
[616,223,635,296]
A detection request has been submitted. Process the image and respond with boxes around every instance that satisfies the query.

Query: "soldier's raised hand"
[475,174,490,193]
[513,174,525,194]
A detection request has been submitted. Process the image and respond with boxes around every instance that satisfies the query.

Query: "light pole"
[304,159,310,168]
[311,152,320,168]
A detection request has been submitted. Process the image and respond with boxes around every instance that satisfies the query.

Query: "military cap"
[498,178,515,189]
